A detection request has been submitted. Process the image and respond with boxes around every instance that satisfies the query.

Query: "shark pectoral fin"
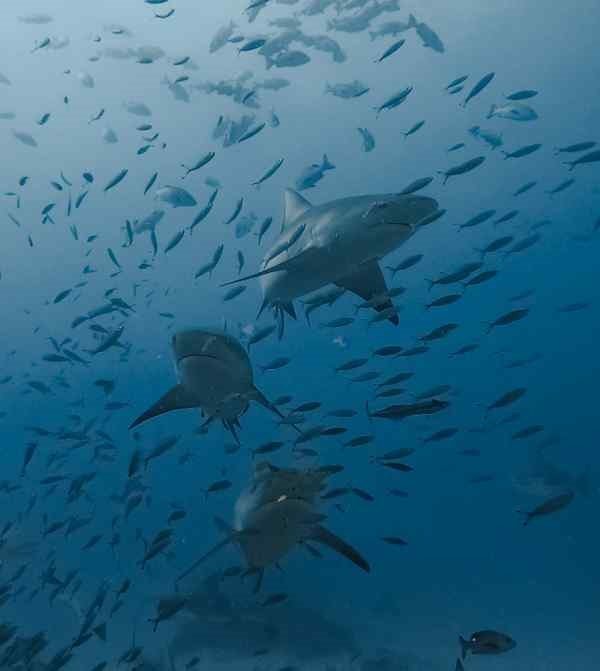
[220,248,320,288]
[252,387,302,434]
[176,535,235,587]
[129,385,198,429]
[335,261,399,325]
[282,189,312,229]
[307,525,370,573]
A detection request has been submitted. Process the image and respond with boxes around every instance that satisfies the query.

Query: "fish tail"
[425,279,435,291]
[407,13,418,28]
[563,161,575,171]
[486,104,496,119]
[459,636,470,660]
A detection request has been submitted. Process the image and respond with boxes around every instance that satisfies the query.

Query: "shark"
[176,461,370,590]
[222,188,440,336]
[129,329,289,441]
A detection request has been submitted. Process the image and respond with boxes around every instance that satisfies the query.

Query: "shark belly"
[237,499,312,568]
[178,355,249,420]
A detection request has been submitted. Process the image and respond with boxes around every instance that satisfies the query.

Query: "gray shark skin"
[176,462,369,589]
[223,189,439,335]
[129,329,286,439]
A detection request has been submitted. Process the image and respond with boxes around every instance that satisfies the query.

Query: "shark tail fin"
[129,385,197,430]
[307,525,370,572]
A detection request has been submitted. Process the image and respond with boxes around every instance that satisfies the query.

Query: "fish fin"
[321,154,335,171]
[253,568,264,594]
[307,525,370,572]
[251,386,302,434]
[281,301,296,319]
[220,247,319,287]
[129,385,197,429]
[214,515,234,535]
[176,535,236,586]
[335,261,398,325]
[282,189,312,230]
[459,636,470,660]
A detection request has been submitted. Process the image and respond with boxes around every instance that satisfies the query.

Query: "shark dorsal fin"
[282,189,312,230]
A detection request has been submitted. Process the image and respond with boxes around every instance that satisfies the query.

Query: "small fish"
[181,152,215,178]
[459,631,514,664]
[486,308,529,333]
[252,158,284,187]
[519,492,574,526]
[463,72,495,107]
[164,229,185,253]
[223,285,246,301]
[438,157,485,184]
[104,169,128,192]
[375,39,405,63]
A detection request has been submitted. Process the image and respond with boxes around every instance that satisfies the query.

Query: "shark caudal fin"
[129,385,198,429]
[307,525,370,572]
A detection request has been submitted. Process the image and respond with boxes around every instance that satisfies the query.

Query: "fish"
[438,157,485,184]
[295,155,335,191]
[469,125,503,150]
[12,130,37,147]
[252,158,284,187]
[487,103,538,121]
[176,463,369,587]
[463,72,495,107]
[104,169,128,192]
[357,127,375,152]
[408,14,444,52]
[366,399,449,421]
[181,153,215,178]
[502,143,542,159]
[374,86,413,115]
[486,308,529,332]
[156,186,197,208]
[221,189,439,335]
[374,39,405,63]
[564,149,600,170]
[129,329,294,441]
[459,631,516,659]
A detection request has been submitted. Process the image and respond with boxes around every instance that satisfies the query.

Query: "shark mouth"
[176,353,220,367]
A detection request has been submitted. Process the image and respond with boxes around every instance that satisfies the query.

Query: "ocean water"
[0,2,599,671]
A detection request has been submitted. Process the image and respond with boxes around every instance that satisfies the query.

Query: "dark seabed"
[0,2,599,671]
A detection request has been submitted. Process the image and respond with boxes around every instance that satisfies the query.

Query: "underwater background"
[1,1,599,671]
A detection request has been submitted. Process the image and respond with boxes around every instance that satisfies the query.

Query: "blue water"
[1,2,599,670]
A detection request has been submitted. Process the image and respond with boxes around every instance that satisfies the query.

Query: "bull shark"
[129,329,289,441]
[176,461,370,590]
[222,188,440,336]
